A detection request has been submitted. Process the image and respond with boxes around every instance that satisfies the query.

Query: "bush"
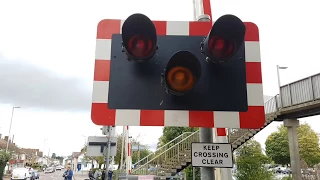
[93,167,101,174]
[184,165,200,180]
[235,156,274,180]
[32,163,40,169]
[281,177,292,180]
[0,151,11,180]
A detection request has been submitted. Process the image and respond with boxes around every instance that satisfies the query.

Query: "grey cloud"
[0,56,92,112]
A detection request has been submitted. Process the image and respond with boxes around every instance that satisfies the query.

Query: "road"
[4,170,89,180]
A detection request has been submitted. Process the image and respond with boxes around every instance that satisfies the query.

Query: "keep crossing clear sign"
[191,143,233,168]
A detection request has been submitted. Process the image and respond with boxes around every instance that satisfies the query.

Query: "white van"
[11,168,31,180]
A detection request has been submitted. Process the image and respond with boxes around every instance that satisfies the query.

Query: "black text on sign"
[191,143,233,168]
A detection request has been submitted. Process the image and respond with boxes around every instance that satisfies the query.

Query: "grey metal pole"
[6,106,16,153]
[194,0,205,20]
[276,65,282,108]
[195,7,215,179]
[42,139,47,166]
[105,126,112,180]
[191,128,196,180]
[120,126,125,171]
[200,128,215,180]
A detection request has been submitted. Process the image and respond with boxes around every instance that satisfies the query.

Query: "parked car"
[11,168,31,180]
[44,166,55,173]
[56,165,64,171]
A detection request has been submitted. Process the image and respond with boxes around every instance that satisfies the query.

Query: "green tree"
[157,127,197,148]
[80,145,103,168]
[184,166,201,180]
[265,123,320,167]
[56,156,64,164]
[51,153,56,159]
[235,139,274,180]
[298,123,320,167]
[0,151,11,180]
[114,134,152,167]
[157,127,200,179]
[131,148,152,164]
[235,139,271,164]
[95,156,105,168]
[113,133,125,167]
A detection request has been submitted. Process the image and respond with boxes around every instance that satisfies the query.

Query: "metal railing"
[280,73,320,108]
[229,73,320,149]
[264,94,280,114]
[132,131,197,169]
[264,73,320,114]
[131,131,199,175]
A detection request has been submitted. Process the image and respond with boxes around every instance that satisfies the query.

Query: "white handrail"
[132,130,199,173]
[133,130,199,166]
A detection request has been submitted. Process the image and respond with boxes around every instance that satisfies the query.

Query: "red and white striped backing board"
[91,19,265,129]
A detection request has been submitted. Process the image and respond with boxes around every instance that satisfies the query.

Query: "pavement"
[3,170,90,180]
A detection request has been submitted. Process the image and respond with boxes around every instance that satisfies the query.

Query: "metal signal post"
[196,14,215,180]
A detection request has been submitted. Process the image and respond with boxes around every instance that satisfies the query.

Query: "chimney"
[12,135,14,143]
[0,133,2,139]
[4,136,8,141]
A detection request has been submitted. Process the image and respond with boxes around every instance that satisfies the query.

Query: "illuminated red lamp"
[201,14,246,63]
[121,13,157,62]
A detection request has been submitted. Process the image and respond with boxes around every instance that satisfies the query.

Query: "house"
[71,152,81,171]
[0,136,20,152]
[77,153,98,171]
[70,152,98,172]
[37,157,49,165]
[20,148,41,165]
[63,156,72,167]
[0,137,25,172]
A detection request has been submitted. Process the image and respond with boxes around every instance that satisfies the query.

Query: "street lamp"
[277,65,288,108]
[6,106,21,153]
[41,139,48,166]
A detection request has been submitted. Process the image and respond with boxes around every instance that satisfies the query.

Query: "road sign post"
[86,136,117,157]
[105,126,112,180]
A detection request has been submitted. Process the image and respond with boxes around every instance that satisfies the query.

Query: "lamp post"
[42,139,47,165]
[6,106,21,153]
[276,65,288,108]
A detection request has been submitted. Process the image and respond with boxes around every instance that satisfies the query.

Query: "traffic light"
[121,13,157,62]
[107,13,248,112]
[201,15,246,63]
[161,51,201,96]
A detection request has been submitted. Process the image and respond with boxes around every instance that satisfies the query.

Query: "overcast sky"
[0,0,319,157]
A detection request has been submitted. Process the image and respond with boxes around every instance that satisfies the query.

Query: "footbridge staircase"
[130,73,320,176]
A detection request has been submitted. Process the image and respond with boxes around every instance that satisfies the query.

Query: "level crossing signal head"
[121,13,158,62]
[107,13,250,112]
[162,51,201,96]
[201,14,246,63]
